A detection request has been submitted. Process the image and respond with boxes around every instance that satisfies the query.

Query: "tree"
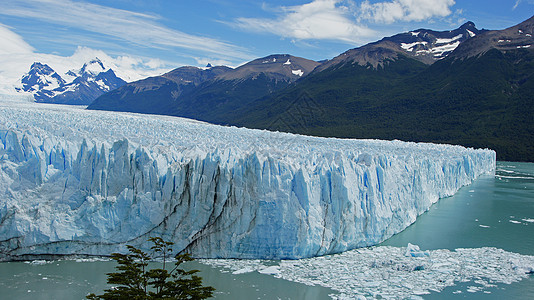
[87,237,215,300]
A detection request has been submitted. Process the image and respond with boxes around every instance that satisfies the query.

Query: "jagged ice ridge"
[0,101,495,260]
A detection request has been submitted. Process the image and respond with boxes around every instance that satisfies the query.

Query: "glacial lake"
[0,161,532,299]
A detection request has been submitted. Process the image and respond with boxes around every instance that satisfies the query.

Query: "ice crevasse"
[0,101,496,260]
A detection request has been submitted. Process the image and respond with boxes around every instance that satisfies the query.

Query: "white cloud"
[230,0,459,44]
[0,0,252,62]
[0,24,172,95]
[0,23,35,55]
[61,46,172,82]
[231,0,376,44]
[359,0,456,24]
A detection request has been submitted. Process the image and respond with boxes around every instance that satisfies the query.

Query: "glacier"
[0,100,495,260]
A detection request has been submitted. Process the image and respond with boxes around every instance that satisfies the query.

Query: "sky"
[0,0,533,81]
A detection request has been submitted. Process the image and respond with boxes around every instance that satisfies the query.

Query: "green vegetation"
[86,237,214,300]
[230,51,534,162]
[88,44,534,162]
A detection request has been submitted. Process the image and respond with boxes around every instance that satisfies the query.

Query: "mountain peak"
[17,58,126,105]
[459,21,476,29]
[18,62,65,93]
[447,15,534,60]
[29,62,55,75]
[316,22,483,71]
[80,57,108,76]
[216,54,319,81]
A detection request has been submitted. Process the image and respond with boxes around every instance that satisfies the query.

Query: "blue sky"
[0,0,533,72]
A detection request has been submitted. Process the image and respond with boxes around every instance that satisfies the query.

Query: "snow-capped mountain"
[447,15,534,59]
[16,58,126,105]
[315,21,484,71]
[389,21,484,63]
[227,16,534,162]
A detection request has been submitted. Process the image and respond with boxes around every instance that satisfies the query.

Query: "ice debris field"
[201,244,534,299]
[0,100,496,260]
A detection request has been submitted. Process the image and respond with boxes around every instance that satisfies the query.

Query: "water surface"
[1,161,532,299]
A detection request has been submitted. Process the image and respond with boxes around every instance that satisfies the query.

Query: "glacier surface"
[0,100,495,260]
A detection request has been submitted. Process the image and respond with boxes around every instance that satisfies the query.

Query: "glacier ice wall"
[0,101,495,260]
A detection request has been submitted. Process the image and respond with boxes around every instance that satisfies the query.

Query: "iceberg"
[0,101,495,260]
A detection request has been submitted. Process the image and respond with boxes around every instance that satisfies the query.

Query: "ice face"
[0,101,496,260]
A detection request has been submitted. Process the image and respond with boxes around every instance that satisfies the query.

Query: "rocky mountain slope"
[230,16,534,162]
[88,16,534,161]
[88,54,319,122]
[315,21,484,71]
[89,22,480,119]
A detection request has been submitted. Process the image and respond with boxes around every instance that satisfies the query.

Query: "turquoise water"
[382,161,534,255]
[382,161,534,299]
[0,161,532,299]
[0,259,335,299]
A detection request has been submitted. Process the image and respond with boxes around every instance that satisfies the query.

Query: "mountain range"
[88,16,534,162]
[88,22,479,117]
[16,58,126,105]
[88,54,319,120]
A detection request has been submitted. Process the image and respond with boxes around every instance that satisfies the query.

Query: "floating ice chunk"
[233,267,255,275]
[258,266,281,275]
[201,246,534,299]
[467,286,482,293]
[405,243,430,257]
[28,260,49,265]
[522,218,534,223]
[509,220,522,224]
[479,225,490,228]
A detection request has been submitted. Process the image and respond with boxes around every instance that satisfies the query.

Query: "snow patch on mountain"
[291,69,304,76]
[401,41,428,51]
[431,41,461,56]
[436,34,463,44]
